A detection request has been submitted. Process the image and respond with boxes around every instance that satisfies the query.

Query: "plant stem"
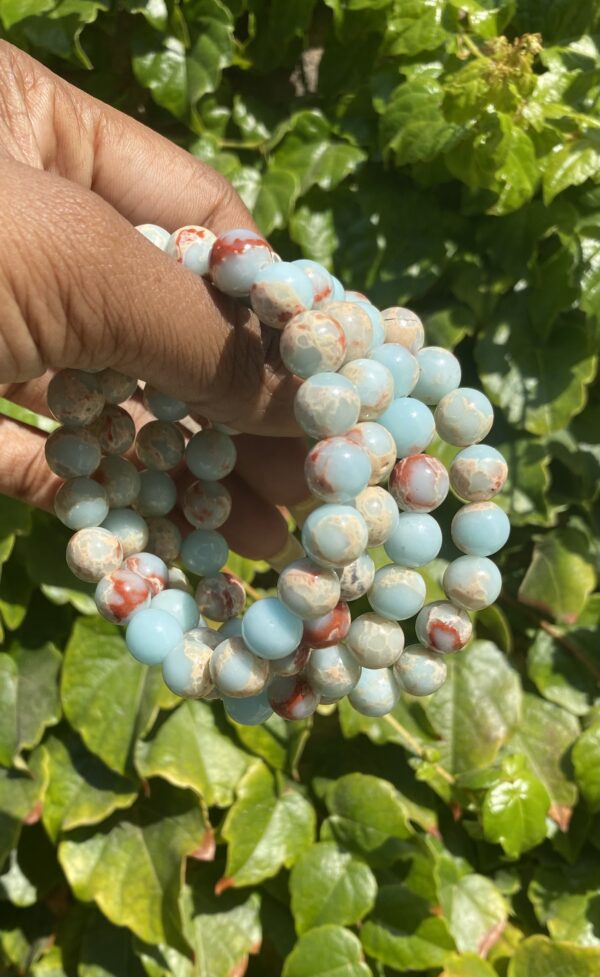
[383,714,455,785]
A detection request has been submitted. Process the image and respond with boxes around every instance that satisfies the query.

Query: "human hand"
[0,42,309,559]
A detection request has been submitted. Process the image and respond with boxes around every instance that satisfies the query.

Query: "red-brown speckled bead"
[302,601,351,649]
[389,454,449,512]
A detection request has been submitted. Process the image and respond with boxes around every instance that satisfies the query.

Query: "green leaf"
[360,882,455,970]
[0,496,32,540]
[508,935,600,977]
[528,860,600,946]
[61,617,168,776]
[0,748,49,864]
[289,205,337,267]
[245,0,317,70]
[572,721,600,812]
[219,763,315,889]
[253,168,299,235]
[496,440,554,528]
[79,908,147,977]
[527,629,594,716]
[579,226,600,316]
[437,865,508,955]
[321,773,412,866]
[290,841,377,934]
[482,754,551,858]
[0,643,61,767]
[43,727,138,841]
[422,304,476,350]
[441,952,498,976]
[424,641,522,775]
[385,0,447,56]
[543,136,600,204]
[519,528,597,625]
[59,780,205,952]
[0,0,54,30]
[283,925,372,977]
[378,78,460,165]
[229,712,309,774]
[135,700,251,807]
[183,866,262,977]
[272,111,366,195]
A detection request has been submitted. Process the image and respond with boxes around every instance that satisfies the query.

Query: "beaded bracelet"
[44,222,509,727]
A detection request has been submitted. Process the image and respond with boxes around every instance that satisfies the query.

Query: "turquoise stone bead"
[305,643,361,699]
[340,358,395,421]
[219,617,244,638]
[292,259,335,307]
[223,689,273,725]
[126,607,184,665]
[435,387,494,446]
[97,369,138,405]
[280,310,346,378]
[321,301,373,362]
[143,386,188,422]
[378,397,435,458]
[242,597,304,661]
[382,307,425,353]
[451,502,510,556]
[66,527,123,583]
[354,301,386,347]
[384,512,442,567]
[347,612,405,668]
[415,601,472,653]
[54,477,109,530]
[180,529,228,576]
[371,343,420,397]
[146,517,182,563]
[210,636,269,697]
[278,560,341,620]
[136,223,170,250]
[151,589,202,632]
[45,427,101,479]
[183,479,232,530]
[442,555,502,610]
[389,454,449,513]
[250,261,313,328]
[412,346,461,405]
[102,508,149,558]
[330,275,346,301]
[135,420,185,471]
[135,470,177,517]
[302,504,369,569]
[94,456,141,508]
[294,373,361,439]
[368,564,426,621]
[47,369,104,427]
[355,486,400,547]
[209,228,273,297]
[186,430,237,481]
[338,553,375,601]
[162,629,214,697]
[346,422,396,485]
[123,552,168,595]
[348,666,400,717]
[304,436,372,504]
[394,644,447,696]
[166,225,216,276]
[91,405,136,456]
[449,444,508,502]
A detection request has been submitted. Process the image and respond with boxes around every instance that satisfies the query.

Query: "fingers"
[231,435,309,506]
[220,474,289,560]
[0,416,61,510]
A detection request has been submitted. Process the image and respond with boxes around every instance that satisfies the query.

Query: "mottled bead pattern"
[135,471,177,517]
[269,644,311,678]
[340,358,395,421]
[45,427,101,479]
[394,645,447,696]
[94,457,141,508]
[102,509,149,558]
[136,223,170,249]
[337,554,375,601]
[142,387,188,422]
[223,690,273,725]
[371,343,419,398]
[389,454,449,512]
[302,504,369,569]
[354,301,386,347]
[346,422,396,485]
[415,601,472,653]
[303,600,351,649]
[304,436,371,504]
[242,597,304,661]
[219,617,244,639]
[136,421,185,471]
[382,307,425,353]
[384,511,442,568]
[48,370,105,427]
[210,636,270,697]
[280,310,346,378]
[123,552,168,596]
[321,301,373,362]
[195,572,245,622]
[412,347,461,405]
[378,398,435,458]
[449,444,508,502]
[186,430,237,481]
[443,556,502,610]
[435,387,494,446]
[194,626,223,649]
[368,564,427,621]
[292,259,334,307]
[209,228,273,297]
[95,569,151,625]
[250,261,313,328]
[451,502,510,556]
[355,486,400,547]
[348,667,400,717]
[91,405,136,456]
[146,517,182,563]
[54,478,109,530]
[162,629,214,697]
[306,643,361,698]
[294,373,361,439]
[268,675,320,720]
[126,608,183,666]
[66,527,123,583]
[97,369,138,405]
[151,588,201,632]
[347,612,405,668]
[166,224,216,276]
[180,529,228,577]
[183,480,232,530]
[168,566,193,593]
[277,559,341,619]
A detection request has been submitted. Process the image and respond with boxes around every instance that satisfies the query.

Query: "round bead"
[162,629,214,697]
[125,608,183,666]
[268,675,320,720]
[90,405,136,456]
[277,560,341,620]
[368,565,426,621]
[102,509,149,558]
[96,369,138,405]
[449,445,508,502]
[142,387,188,422]
[371,344,419,398]
[151,589,201,632]
[305,643,361,699]
[378,398,435,458]
[415,601,472,653]
[94,456,141,508]
[54,478,109,530]
[292,259,335,307]
[346,423,396,485]
[168,567,193,593]
[166,225,216,276]
[382,307,425,353]
[345,290,368,303]
[250,261,313,328]
[321,301,373,362]
[302,504,369,569]
[180,529,228,577]
[346,612,405,668]
[269,644,311,678]
[135,471,177,518]
[442,556,502,610]
[280,310,346,378]
[136,421,185,471]
[210,636,269,697]
[330,276,345,301]
[394,645,447,696]
[355,486,400,547]
[146,517,182,563]
[294,373,361,439]
[223,689,273,726]
[209,228,273,297]
[186,430,237,481]
[241,597,304,661]
[339,358,394,421]
[136,224,170,250]
[412,347,461,405]
[389,455,449,512]
[183,480,232,530]
[123,552,168,596]
[348,667,400,717]
[218,617,244,639]
[95,569,152,625]
[451,502,510,557]
[337,554,375,601]
[384,512,442,568]
[304,437,371,504]
[435,387,494,446]
[66,527,123,583]
[194,626,223,649]
[354,301,385,347]
[303,601,351,649]
[195,572,245,622]
[45,427,101,479]
[47,370,104,427]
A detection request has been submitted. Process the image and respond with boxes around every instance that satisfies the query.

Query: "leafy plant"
[0,1,599,975]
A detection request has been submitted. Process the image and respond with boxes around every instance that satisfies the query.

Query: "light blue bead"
[151,589,202,632]
[435,387,494,447]
[347,422,396,484]
[384,512,443,568]
[186,430,237,481]
[162,630,213,697]
[355,486,399,547]
[180,529,228,576]
[378,397,435,458]
[394,644,447,696]
[45,428,101,479]
[48,369,104,427]
[302,504,369,569]
[368,564,427,621]
[354,301,385,347]
[136,224,170,250]
[95,456,141,508]
[219,618,244,638]
[412,346,462,405]
[210,636,269,697]
[136,470,177,518]
[306,643,361,698]
[292,259,335,307]
[143,387,188,422]
[340,358,395,421]
[136,421,184,471]
[451,502,510,557]
[330,275,345,301]
[371,344,420,397]
[348,667,400,717]
[305,437,371,504]
[102,508,149,557]
[280,310,346,378]
[223,689,273,725]
[210,228,273,297]
[294,373,361,439]
[54,478,109,530]
[443,555,502,610]
[250,261,313,328]
[449,444,508,502]
[338,553,375,601]
[126,608,184,665]
[242,597,304,661]
[124,552,168,594]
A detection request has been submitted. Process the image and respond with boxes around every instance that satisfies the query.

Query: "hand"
[0,42,309,560]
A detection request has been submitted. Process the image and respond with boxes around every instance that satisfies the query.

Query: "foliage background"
[0,1,599,975]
